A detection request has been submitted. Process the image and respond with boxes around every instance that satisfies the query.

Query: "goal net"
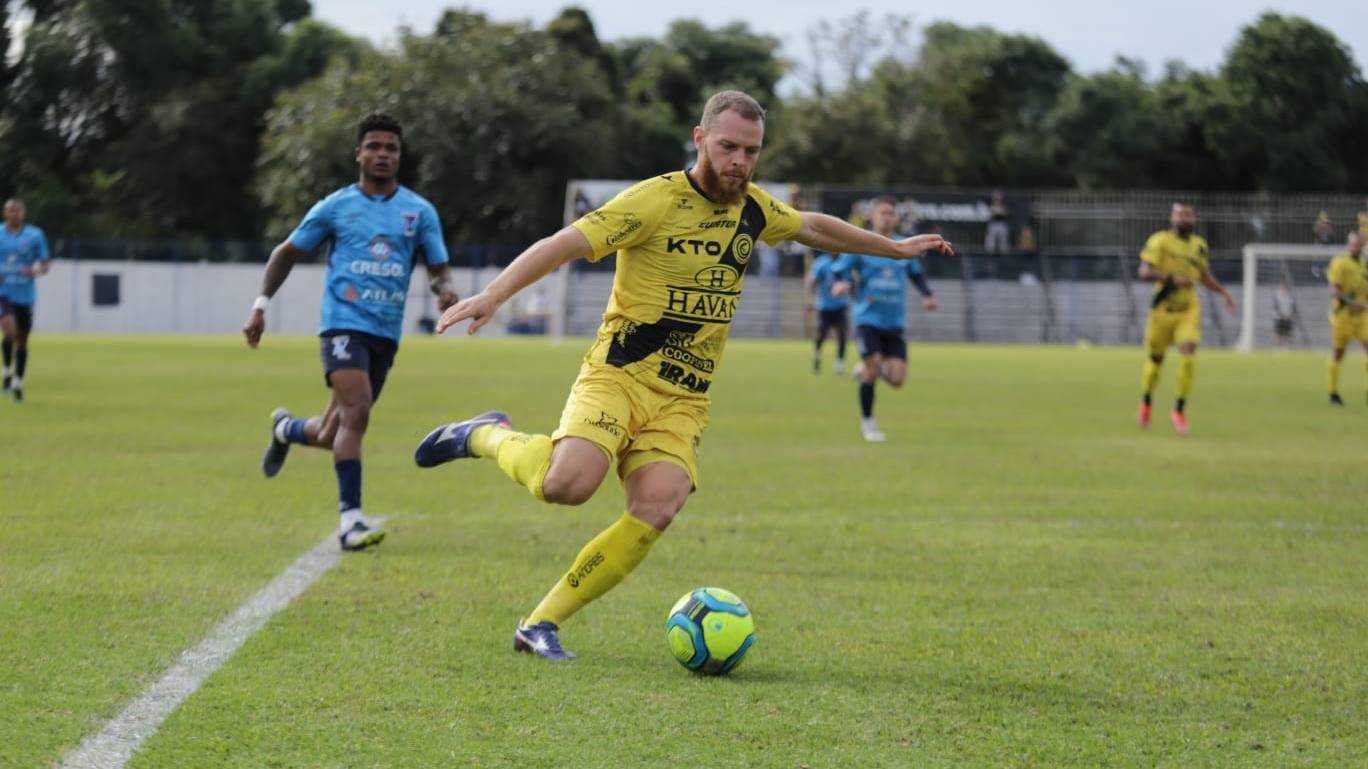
[1234,243,1342,352]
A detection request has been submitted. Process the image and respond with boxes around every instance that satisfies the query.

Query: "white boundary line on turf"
[58,522,378,769]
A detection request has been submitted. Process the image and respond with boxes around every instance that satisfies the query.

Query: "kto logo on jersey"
[732,234,754,264]
[401,211,419,237]
[695,265,739,290]
[368,236,394,260]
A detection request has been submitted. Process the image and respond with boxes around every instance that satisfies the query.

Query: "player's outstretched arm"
[794,212,952,260]
[437,226,593,335]
[243,240,307,349]
[1200,270,1237,316]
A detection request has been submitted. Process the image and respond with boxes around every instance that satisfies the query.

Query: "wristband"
[252,295,270,312]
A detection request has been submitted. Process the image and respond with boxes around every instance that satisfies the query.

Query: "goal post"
[1235,243,1341,352]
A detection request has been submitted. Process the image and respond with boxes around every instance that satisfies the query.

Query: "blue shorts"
[319,330,397,401]
[817,307,848,332]
[0,298,33,333]
[856,325,907,360]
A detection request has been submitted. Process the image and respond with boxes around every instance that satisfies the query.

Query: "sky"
[311,0,1368,79]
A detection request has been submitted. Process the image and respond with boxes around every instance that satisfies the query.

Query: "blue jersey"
[0,224,50,306]
[289,184,448,342]
[808,254,850,311]
[835,252,931,331]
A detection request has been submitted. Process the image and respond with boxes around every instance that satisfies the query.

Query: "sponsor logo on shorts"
[331,335,352,361]
[584,411,624,437]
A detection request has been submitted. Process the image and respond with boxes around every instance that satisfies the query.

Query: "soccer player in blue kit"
[0,198,51,403]
[833,196,937,442]
[807,251,851,375]
[243,113,458,550]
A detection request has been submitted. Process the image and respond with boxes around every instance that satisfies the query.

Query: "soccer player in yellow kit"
[1137,203,1235,435]
[1326,231,1368,405]
[413,90,953,659]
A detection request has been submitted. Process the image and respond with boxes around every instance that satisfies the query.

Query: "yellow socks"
[1329,359,1342,395]
[1142,359,1161,395]
[525,512,662,627]
[1175,355,1194,399]
[472,424,552,501]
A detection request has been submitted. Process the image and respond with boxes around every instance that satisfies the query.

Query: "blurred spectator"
[1312,211,1334,245]
[1272,280,1297,348]
[1359,201,1368,238]
[756,242,780,277]
[1017,224,1037,254]
[984,191,1010,254]
[507,285,550,334]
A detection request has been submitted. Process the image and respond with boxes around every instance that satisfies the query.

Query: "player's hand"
[243,310,265,349]
[435,287,459,313]
[20,266,36,277]
[923,296,939,311]
[831,280,852,297]
[1223,294,1237,317]
[897,234,954,258]
[438,291,503,335]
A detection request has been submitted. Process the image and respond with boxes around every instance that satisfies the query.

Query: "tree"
[0,0,359,237]
[258,10,621,243]
[1209,13,1368,191]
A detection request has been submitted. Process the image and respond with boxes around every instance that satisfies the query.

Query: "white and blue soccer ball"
[665,587,755,675]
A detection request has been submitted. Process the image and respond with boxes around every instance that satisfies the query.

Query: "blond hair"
[700,90,766,131]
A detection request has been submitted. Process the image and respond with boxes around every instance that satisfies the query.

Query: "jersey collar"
[355,182,400,202]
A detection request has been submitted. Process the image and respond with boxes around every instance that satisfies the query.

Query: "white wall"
[33,261,508,336]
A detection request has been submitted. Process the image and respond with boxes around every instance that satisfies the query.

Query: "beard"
[695,148,751,205]
[1174,223,1194,237]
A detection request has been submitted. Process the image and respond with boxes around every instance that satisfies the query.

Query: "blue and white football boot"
[262,407,293,478]
[413,410,511,468]
[513,620,576,661]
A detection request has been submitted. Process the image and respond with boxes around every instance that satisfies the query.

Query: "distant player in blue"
[806,252,850,374]
[0,198,51,403]
[833,196,938,442]
[242,113,458,550]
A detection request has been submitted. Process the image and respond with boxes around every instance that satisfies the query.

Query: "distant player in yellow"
[1137,203,1235,435]
[413,91,953,660]
[1326,231,1368,405]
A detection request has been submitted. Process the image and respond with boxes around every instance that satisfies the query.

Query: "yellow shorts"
[551,363,710,489]
[1145,304,1202,357]
[1330,312,1368,349]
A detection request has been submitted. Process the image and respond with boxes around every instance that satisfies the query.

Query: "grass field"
[4,335,1366,768]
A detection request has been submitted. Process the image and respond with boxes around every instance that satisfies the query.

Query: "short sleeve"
[571,179,668,262]
[752,186,802,244]
[1140,233,1165,266]
[33,227,50,260]
[419,205,448,265]
[288,198,334,252]
[906,258,924,277]
[1329,257,1347,286]
[831,253,856,280]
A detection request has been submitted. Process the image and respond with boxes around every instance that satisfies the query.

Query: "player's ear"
[692,125,704,149]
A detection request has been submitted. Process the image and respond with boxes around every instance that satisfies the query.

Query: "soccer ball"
[665,587,755,675]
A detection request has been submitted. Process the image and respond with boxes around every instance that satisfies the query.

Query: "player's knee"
[1333,348,1347,361]
[628,488,688,530]
[541,471,597,506]
[1149,354,1164,364]
[1179,343,1197,355]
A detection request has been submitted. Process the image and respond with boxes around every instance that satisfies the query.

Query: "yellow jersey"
[1327,252,1368,316]
[1141,230,1210,312]
[571,172,802,398]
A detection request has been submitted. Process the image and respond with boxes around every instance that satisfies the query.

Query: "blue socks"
[335,459,362,513]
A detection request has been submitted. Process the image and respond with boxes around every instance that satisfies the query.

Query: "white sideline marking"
[58,524,370,769]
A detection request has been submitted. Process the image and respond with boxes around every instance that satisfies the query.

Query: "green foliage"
[0,0,357,237]
[8,337,1368,767]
